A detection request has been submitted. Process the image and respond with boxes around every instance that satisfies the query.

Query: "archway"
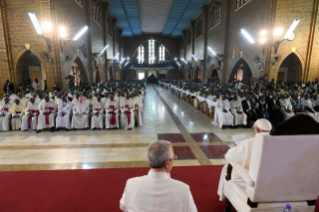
[15,50,45,90]
[194,67,201,81]
[97,64,105,82]
[71,57,89,87]
[229,58,252,84]
[277,53,302,84]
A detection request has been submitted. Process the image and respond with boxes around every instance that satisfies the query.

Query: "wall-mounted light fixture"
[73,26,88,41]
[181,58,187,64]
[98,44,109,57]
[191,55,198,61]
[28,12,51,51]
[208,47,217,56]
[241,29,255,44]
[176,61,181,66]
[275,19,300,54]
[113,53,120,60]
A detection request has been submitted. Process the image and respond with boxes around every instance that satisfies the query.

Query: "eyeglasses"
[168,155,178,161]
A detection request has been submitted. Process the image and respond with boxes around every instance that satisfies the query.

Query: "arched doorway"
[212,69,219,83]
[229,58,252,84]
[71,57,88,88]
[16,50,45,90]
[194,67,201,81]
[277,53,302,84]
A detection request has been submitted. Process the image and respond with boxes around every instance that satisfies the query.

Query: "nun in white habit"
[217,119,272,201]
[215,94,233,128]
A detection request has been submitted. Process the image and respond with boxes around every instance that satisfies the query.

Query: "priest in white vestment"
[71,96,89,129]
[280,95,295,121]
[120,94,135,130]
[105,94,119,129]
[120,140,198,212]
[230,96,247,127]
[217,119,272,201]
[56,95,73,131]
[36,95,56,133]
[215,95,234,128]
[11,99,25,130]
[21,97,39,131]
[0,97,12,131]
[18,92,28,108]
[91,96,104,130]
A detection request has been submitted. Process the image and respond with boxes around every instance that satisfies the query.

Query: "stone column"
[85,0,94,83]
[102,1,110,82]
[201,4,209,81]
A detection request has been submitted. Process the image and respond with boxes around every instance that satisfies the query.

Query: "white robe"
[230,100,247,126]
[37,100,56,130]
[280,99,294,121]
[11,103,25,130]
[120,98,135,129]
[0,103,12,131]
[91,101,104,129]
[105,100,119,129]
[21,103,39,130]
[56,101,73,129]
[71,102,89,129]
[215,99,233,128]
[217,138,255,201]
[304,99,319,121]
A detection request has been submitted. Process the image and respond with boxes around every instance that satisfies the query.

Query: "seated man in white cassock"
[36,95,56,133]
[230,95,247,127]
[217,119,272,201]
[105,93,119,129]
[21,97,39,131]
[120,140,198,212]
[71,96,89,130]
[120,93,135,130]
[215,94,234,129]
[91,96,104,130]
[0,97,12,131]
[56,95,73,131]
[11,98,25,130]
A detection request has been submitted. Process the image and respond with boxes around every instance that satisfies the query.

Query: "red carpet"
[0,166,317,212]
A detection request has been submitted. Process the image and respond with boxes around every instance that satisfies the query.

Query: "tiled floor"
[0,85,253,171]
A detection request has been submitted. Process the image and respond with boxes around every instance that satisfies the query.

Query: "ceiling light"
[241,29,255,44]
[28,12,44,37]
[192,55,198,61]
[99,44,109,56]
[283,19,300,40]
[73,26,88,41]
[208,47,216,56]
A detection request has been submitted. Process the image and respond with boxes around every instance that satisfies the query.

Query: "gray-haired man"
[120,140,198,212]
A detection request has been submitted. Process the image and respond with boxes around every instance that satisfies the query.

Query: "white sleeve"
[187,188,198,212]
[119,183,129,212]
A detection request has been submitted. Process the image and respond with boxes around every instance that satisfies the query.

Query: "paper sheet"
[231,134,247,145]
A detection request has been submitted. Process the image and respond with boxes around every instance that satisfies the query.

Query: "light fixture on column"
[59,26,67,38]
[113,53,120,60]
[124,61,129,66]
[127,57,130,60]
[241,29,255,44]
[208,47,217,56]
[181,58,187,64]
[191,55,198,61]
[176,61,181,66]
[174,57,178,60]
[73,26,88,41]
[98,44,109,57]
[275,19,300,54]
[28,12,52,51]
[120,58,125,64]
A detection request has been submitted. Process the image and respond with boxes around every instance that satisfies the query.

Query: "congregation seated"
[120,140,198,212]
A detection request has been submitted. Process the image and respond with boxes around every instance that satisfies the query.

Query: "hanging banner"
[206,55,212,65]
[79,44,88,59]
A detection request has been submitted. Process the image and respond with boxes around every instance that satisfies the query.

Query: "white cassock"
[120,170,198,212]
[215,99,233,128]
[230,100,247,126]
[71,102,89,129]
[217,137,255,201]
[280,99,294,121]
[37,100,56,130]
[19,97,28,108]
[21,103,39,130]
[11,103,25,130]
[91,101,104,129]
[304,99,319,121]
[105,100,119,129]
[56,101,73,129]
[120,98,135,129]
[0,103,12,131]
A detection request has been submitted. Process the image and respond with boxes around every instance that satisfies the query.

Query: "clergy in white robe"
[18,93,28,108]
[120,94,135,130]
[37,96,56,133]
[105,94,119,129]
[303,94,319,121]
[86,94,97,118]
[120,140,197,212]
[71,96,89,129]
[91,96,104,130]
[0,98,12,131]
[280,95,295,121]
[215,95,233,128]
[230,96,247,127]
[56,96,73,130]
[11,99,25,130]
[217,119,272,201]
[21,97,39,131]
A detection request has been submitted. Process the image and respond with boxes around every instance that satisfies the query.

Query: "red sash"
[109,105,116,125]
[95,108,102,112]
[28,109,39,129]
[2,108,8,112]
[125,105,131,125]
[45,107,54,125]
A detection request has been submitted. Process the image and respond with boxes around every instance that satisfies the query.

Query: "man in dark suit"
[3,79,14,94]
[267,95,283,126]
[242,95,258,128]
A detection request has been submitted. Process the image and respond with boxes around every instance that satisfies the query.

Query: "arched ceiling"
[105,0,210,37]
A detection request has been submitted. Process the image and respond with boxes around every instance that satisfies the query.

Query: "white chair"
[223,133,319,212]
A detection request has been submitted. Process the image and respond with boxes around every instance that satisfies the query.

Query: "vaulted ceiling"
[106,0,210,37]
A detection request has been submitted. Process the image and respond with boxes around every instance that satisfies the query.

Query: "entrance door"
[277,72,285,83]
